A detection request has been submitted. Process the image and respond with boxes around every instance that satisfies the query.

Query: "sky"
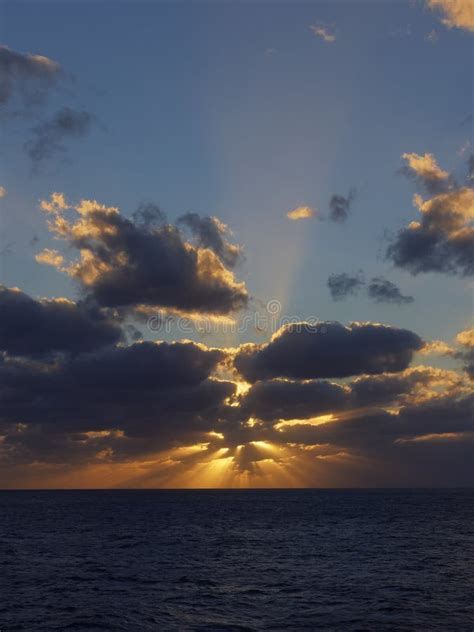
[0,0,473,488]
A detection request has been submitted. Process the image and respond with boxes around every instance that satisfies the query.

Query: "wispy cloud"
[424,29,439,43]
[329,190,356,223]
[0,45,61,106]
[327,271,414,305]
[25,107,95,168]
[310,23,336,43]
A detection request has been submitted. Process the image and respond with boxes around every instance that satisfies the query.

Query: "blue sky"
[0,0,472,343]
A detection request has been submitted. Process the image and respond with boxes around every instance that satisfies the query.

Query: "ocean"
[0,489,473,631]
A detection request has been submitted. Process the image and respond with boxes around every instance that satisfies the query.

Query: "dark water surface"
[0,489,473,631]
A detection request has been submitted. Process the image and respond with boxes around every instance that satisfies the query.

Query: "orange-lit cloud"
[36,193,249,317]
[388,153,474,276]
[287,206,316,220]
[402,152,449,183]
[457,326,474,347]
[426,0,474,32]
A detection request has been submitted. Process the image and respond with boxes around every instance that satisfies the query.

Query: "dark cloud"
[0,46,96,169]
[0,316,470,484]
[132,202,167,229]
[178,212,243,268]
[234,322,423,382]
[0,285,122,357]
[327,272,365,300]
[237,366,459,423]
[0,45,61,106]
[240,379,348,421]
[0,341,231,447]
[268,392,474,486]
[38,196,249,316]
[367,277,414,304]
[388,156,474,277]
[348,366,460,408]
[327,272,413,304]
[386,196,474,276]
[25,107,94,165]
[455,328,474,379]
[328,190,356,223]
[462,354,474,379]
[226,367,473,483]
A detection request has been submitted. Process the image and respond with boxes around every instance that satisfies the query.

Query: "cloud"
[275,392,474,457]
[228,363,472,485]
[0,341,233,464]
[327,272,413,304]
[401,152,450,194]
[387,187,474,276]
[178,212,243,268]
[25,107,95,166]
[0,45,61,106]
[419,339,454,355]
[425,29,439,43]
[426,0,474,32]
[468,154,474,180]
[288,193,355,223]
[387,154,474,277]
[0,187,6,198]
[234,321,423,382]
[328,190,356,223]
[327,272,365,300]
[0,285,122,357]
[457,141,472,159]
[367,277,414,304]
[456,326,474,378]
[456,327,474,347]
[36,193,249,316]
[240,378,348,422]
[310,24,336,43]
[132,202,167,229]
[0,46,95,169]
[0,298,470,486]
[40,192,69,213]
[286,206,316,221]
[348,365,464,408]
[238,365,466,423]
[35,248,65,268]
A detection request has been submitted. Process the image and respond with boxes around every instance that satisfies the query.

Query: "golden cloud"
[287,206,316,221]
[402,152,449,182]
[457,327,474,347]
[427,0,474,31]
